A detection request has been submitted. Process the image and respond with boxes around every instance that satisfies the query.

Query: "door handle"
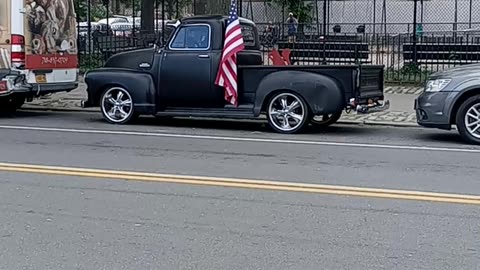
[198,54,209,58]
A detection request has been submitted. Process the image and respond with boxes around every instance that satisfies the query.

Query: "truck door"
[160,23,218,107]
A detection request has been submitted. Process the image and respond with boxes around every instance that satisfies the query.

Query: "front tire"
[100,87,137,124]
[266,91,310,134]
[456,95,480,145]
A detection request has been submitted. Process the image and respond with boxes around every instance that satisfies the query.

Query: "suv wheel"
[456,95,480,144]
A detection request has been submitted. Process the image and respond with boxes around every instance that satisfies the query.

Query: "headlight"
[425,79,451,92]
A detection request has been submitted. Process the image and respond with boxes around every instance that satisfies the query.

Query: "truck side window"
[170,25,210,50]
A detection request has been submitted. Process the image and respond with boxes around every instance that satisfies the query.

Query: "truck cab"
[95,16,262,107]
[0,0,78,111]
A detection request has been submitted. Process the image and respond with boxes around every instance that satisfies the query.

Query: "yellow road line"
[0,162,479,205]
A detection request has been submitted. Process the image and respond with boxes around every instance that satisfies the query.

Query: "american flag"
[214,0,245,106]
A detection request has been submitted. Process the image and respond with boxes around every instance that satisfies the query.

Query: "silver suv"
[415,64,480,144]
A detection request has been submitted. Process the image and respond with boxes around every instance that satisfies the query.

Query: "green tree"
[273,0,314,33]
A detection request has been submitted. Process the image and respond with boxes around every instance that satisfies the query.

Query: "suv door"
[160,23,218,107]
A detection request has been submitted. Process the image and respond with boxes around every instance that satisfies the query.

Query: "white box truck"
[0,0,78,112]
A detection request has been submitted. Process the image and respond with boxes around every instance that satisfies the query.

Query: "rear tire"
[266,91,309,134]
[100,87,137,124]
[0,97,25,113]
[456,95,480,145]
[311,112,342,127]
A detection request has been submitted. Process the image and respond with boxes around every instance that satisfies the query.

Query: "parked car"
[82,15,389,134]
[415,64,480,144]
[78,22,113,37]
[112,15,141,26]
[98,17,129,25]
[110,23,139,37]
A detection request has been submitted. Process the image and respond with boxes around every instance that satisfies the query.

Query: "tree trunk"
[194,0,207,15]
[141,0,155,32]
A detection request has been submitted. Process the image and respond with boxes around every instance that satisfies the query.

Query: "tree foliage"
[75,0,192,26]
[272,0,314,24]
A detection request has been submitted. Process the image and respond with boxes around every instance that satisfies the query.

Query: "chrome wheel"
[465,102,480,139]
[101,87,134,124]
[267,92,308,133]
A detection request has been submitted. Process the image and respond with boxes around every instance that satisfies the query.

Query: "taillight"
[11,34,25,68]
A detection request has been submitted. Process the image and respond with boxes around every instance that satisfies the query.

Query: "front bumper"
[415,91,452,130]
[81,89,96,108]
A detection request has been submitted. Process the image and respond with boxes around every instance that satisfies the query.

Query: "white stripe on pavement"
[0,124,479,154]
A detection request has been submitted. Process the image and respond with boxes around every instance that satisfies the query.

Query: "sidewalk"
[22,83,420,127]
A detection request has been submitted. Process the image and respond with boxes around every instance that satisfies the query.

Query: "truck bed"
[238,65,384,106]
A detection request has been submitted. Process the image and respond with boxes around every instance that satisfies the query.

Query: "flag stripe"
[214,0,244,106]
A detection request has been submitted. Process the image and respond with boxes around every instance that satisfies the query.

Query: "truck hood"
[104,48,156,70]
[430,63,480,79]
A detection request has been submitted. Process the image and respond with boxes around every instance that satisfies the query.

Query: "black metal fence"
[77,0,480,84]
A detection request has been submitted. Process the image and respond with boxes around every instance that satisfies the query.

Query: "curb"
[362,120,418,128]
[337,119,418,128]
[22,105,97,113]
[21,105,420,128]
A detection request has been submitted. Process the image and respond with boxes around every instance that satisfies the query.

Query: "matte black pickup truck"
[83,15,389,133]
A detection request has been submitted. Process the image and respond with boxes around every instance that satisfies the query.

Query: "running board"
[157,105,255,119]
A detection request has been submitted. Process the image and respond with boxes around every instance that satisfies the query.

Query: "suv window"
[170,25,210,50]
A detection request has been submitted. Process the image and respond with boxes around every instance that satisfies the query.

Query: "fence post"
[372,0,376,36]
[469,0,473,28]
[87,0,92,66]
[322,0,327,36]
[412,0,418,66]
[239,0,243,17]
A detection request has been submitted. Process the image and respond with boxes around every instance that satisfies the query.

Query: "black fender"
[253,70,345,116]
[84,68,156,114]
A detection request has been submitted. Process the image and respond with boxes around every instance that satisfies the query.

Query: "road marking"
[0,124,479,154]
[1,162,480,205]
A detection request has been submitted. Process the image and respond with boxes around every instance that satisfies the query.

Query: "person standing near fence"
[286,12,298,43]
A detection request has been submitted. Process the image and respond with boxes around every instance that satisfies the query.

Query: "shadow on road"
[0,110,58,119]
[112,115,374,136]
[6,109,475,148]
[420,132,467,145]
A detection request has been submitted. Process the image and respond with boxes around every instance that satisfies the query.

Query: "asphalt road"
[0,110,479,269]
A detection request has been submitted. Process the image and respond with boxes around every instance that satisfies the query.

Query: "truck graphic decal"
[24,0,77,69]
[0,0,9,69]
